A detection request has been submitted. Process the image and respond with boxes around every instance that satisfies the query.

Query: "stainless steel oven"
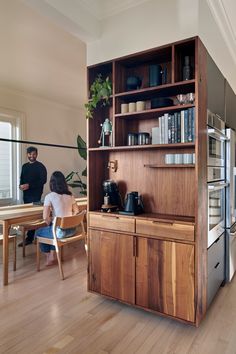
[207,110,227,169]
[208,181,228,248]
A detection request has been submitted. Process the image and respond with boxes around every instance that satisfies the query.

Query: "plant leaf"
[77,134,87,160]
[82,166,87,177]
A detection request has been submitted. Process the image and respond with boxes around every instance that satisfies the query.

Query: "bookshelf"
[87,37,209,326]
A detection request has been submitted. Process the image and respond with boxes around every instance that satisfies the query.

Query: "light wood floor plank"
[1,241,236,353]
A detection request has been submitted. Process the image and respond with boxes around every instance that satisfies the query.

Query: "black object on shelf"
[149,64,162,87]
[119,191,144,215]
[127,133,138,146]
[126,76,142,91]
[183,56,192,81]
[151,97,173,108]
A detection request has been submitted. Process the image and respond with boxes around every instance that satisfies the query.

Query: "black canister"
[138,132,150,145]
[127,133,138,146]
[149,64,162,87]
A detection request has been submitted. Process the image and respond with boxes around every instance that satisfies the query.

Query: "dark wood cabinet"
[87,37,219,325]
[225,80,236,130]
[206,54,225,119]
[136,237,195,322]
[89,229,135,304]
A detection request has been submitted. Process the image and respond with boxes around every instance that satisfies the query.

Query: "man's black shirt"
[20,161,47,203]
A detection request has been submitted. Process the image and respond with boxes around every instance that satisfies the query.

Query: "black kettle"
[123,191,144,215]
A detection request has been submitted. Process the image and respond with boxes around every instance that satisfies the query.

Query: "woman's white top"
[44,192,76,218]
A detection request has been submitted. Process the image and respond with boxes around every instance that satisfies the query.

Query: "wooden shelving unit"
[87,37,209,326]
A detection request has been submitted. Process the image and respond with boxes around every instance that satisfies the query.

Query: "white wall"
[87,0,198,65]
[0,88,86,198]
[87,0,236,94]
[0,0,87,200]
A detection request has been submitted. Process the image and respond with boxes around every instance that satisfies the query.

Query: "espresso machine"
[101,180,122,212]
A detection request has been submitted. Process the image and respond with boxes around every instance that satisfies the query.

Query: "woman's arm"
[43,205,52,225]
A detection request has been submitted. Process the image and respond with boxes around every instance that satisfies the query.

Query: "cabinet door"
[207,54,225,119]
[88,229,135,304]
[136,237,195,322]
[225,81,236,130]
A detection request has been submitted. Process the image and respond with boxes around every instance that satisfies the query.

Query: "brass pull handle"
[152,221,174,226]
[101,215,120,219]
[133,237,136,257]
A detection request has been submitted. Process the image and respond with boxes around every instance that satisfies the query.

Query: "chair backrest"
[53,211,87,244]
[54,210,86,229]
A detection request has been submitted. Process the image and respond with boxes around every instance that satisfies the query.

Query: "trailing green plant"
[65,134,87,196]
[85,74,112,119]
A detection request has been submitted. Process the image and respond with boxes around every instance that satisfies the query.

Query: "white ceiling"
[25,0,236,66]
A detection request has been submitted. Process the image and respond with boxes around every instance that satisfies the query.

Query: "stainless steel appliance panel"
[207,166,225,182]
[208,181,228,248]
[207,233,225,307]
[226,223,236,282]
[226,129,236,228]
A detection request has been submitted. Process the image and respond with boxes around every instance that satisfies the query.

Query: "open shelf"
[115,80,195,100]
[144,164,195,168]
[115,104,195,119]
[88,142,195,151]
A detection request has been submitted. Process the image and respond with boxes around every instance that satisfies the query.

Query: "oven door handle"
[208,128,228,141]
[208,182,229,191]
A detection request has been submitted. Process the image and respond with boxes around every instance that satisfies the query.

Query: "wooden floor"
[1,242,236,354]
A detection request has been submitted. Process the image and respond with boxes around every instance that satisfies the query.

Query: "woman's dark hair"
[49,171,72,195]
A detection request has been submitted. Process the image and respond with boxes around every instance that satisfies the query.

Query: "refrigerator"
[225,128,236,282]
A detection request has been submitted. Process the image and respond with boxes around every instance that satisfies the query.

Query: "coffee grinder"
[101,180,121,212]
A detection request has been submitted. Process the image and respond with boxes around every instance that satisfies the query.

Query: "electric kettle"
[120,191,144,215]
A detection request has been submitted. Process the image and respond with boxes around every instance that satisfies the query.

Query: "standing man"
[19,146,47,246]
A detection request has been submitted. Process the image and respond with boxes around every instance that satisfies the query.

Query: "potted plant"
[66,134,87,196]
[85,74,112,119]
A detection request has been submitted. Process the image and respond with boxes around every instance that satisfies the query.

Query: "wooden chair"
[18,220,47,257]
[0,234,17,271]
[36,210,86,280]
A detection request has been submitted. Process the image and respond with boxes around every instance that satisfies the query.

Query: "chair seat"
[36,211,87,280]
[17,220,47,257]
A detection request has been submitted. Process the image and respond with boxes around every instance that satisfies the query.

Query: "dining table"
[0,197,87,286]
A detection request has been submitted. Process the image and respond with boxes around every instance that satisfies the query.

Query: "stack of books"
[152,107,195,144]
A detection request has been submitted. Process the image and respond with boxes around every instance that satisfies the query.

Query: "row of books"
[152,108,195,144]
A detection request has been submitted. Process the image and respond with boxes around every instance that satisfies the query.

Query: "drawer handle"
[214,262,220,269]
[102,215,120,219]
[152,221,174,226]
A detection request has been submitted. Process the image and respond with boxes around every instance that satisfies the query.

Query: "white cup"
[121,103,128,114]
[175,154,183,164]
[136,101,145,112]
[128,102,136,113]
[183,153,193,164]
[165,154,175,164]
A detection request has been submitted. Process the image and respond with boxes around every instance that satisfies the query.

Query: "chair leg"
[56,247,64,280]
[36,239,40,271]
[22,228,26,258]
[13,237,16,271]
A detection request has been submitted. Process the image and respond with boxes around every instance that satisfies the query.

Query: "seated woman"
[35,171,79,266]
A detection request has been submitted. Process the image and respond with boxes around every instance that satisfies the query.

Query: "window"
[0,108,24,205]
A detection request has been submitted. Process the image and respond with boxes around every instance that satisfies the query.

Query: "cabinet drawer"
[89,213,135,233]
[207,233,225,276]
[136,219,194,241]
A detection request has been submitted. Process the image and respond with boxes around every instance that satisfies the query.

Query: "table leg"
[3,221,10,286]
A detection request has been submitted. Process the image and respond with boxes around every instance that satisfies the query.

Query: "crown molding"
[207,0,236,66]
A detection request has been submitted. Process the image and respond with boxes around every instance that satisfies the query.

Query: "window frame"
[0,108,25,205]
